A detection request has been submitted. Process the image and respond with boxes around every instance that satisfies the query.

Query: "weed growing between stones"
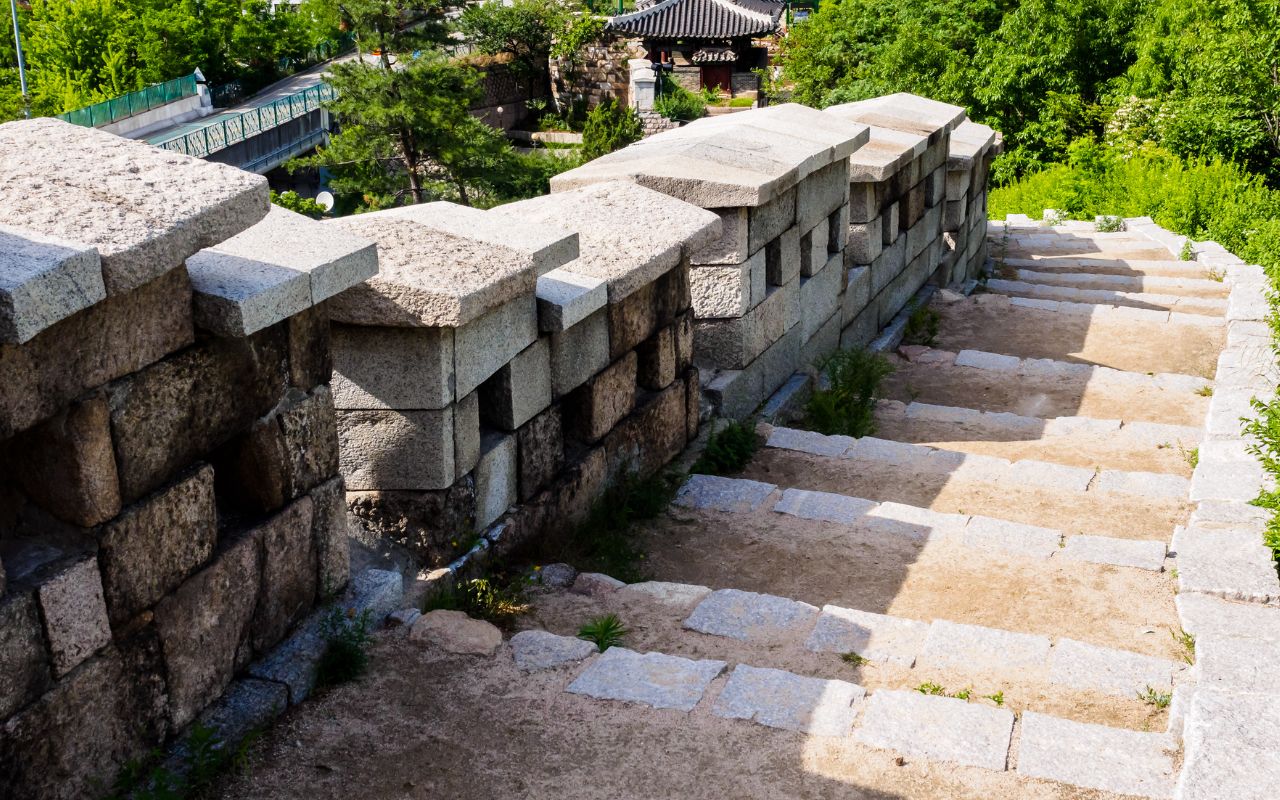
[1195,384,1214,397]
[423,574,530,627]
[691,420,759,475]
[578,613,629,652]
[1138,686,1173,709]
[1242,396,1280,573]
[1095,215,1125,233]
[315,607,374,689]
[841,651,869,667]
[805,348,894,438]
[1180,240,1196,261]
[104,723,259,800]
[902,303,941,347]
[915,682,946,695]
[1182,444,1199,468]
[1206,267,1225,282]
[1170,627,1197,665]
[985,691,1005,706]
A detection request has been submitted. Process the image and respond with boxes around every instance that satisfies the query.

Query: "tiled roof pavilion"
[607,0,783,39]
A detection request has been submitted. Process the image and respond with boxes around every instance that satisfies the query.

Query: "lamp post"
[9,0,28,118]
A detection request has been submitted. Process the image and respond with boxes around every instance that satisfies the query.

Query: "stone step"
[882,347,1211,427]
[875,399,1201,476]
[983,278,1227,316]
[764,425,1190,502]
[997,255,1214,278]
[677,473,1169,569]
[555,640,1178,798]
[1007,268,1228,298]
[929,294,1224,378]
[976,290,1225,326]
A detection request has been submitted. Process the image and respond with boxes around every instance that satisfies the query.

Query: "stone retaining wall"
[0,120,377,799]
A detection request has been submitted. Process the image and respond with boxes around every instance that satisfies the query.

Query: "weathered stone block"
[806,604,928,665]
[856,689,1014,770]
[346,481,476,568]
[0,591,51,719]
[517,405,563,502]
[535,269,607,332]
[604,380,686,480]
[480,338,552,431]
[675,474,776,513]
[287,305,331,390]
[1017,712,1174,798]
[691,248,765,319]
[843,266,873,326]
[883,200,901,244]
[455,295,538,400]
[797,161,851,232]
[748,186,797,253]
[683,366,700,441]
[510,629,595,671]
[97,464,217,625]
[454,389,480,479]
[567,351,636,443]
[801,254,842,344]
[250,496,316,654]
[690,207,750,265]
[685,587,819,642]
[654,260,691,326]
[800,306,842,366]
[228,385,339,513]
[945,167,972,202]
[550,308,610,397]
[905,182,925,228]
[828,203,850,252]
[337,407,454,491]
[847,217,884,266]
[33,555,112,677]
[636,323,678,390]
[8,392,120,527]
[848,182,879,224]
[0,267,194,440]
[154,530,261,728]
[800,219,827,278]
[107,322,288,504]
[694,280,796,370]
[475,432,517,529]
[331,324,453,410]
[607,282,657,359]
[868,236,907,297]
[309,476,350,600]
[566,647,726,711]
[766,225,801,286]
[0,224,104,345]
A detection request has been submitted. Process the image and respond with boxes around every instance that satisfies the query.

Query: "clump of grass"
[315,607,374,689]
[902,303,941,346]
[915,681,946,696]
[691,419,758,475]
[424,576,529,626]
[841,651,869,667]
[1171,627,1196,664]
[1180,240,1195,261]
[805,347,894,438]
[578,614,629,652]
[106,722,259,800]
[1206,267,1226,282]
[1195,384,1214,397]
[1183,445,1199,468]
[985,691,1005,706]
[1138,685,1173,709]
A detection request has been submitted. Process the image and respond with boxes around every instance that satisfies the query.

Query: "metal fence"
[57,73,199,129]
[157,83,335,159]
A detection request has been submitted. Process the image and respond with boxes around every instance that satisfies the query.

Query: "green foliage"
[577,613,629,651]
[902,303,941,346]
[423,576,530,624]
[1244,396,1280,568]
[456,0,564,80]
[581,98,642,161]
[1138,685,1173,709]
[1095,215,1125,232]
[654,73,707,122]
[841,651,869,667]
[690,420,759,476]
[106,722,259,800]
[1170,627,1197,664]
[270,190,326,219]
[315,607,374,688]
[985,691,1005,706]
[805,348,895,438]
[915,681,946,695]
[549,13,606,66]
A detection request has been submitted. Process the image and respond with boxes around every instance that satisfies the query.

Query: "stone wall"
[550,36,638,111]
[0,120,376,799]
[470,60,550,131]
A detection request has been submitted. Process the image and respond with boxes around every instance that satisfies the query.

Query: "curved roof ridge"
[606,0,781,38]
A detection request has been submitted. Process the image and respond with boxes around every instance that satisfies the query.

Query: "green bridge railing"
[57,73,199,129]
[156,83,335,159]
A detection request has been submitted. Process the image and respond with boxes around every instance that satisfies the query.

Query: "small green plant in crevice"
[1242,395,1280,573]
[423,574,530,626]
[985,691,1005,706]
[578,613,629,652]
[1095,215,1125,233]
[105,722,259,800]
[1138,685,1173,709]
[902,303,941,347]
[1171,627,1197,665]
[1195,384,1214,397]
[804,347,894,438]
[1206,267,1226,282]
[315,607,374,689]
[691,419,759,475]
[841,651,869,667]
[1183,445,1199,468]
[915,681,946,696]
[950,687,972,701]
[1180,240,1195,261]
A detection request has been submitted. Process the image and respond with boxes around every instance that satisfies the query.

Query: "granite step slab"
[565,647,726,712]
[1017,711,1176,799]
[711,664,865,736]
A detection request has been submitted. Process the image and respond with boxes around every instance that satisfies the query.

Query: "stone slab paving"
[805,605,929,666]
[510,630,597,671]
[684,588,820,642]
[961,515,1061,558]
[854,689,1014,771]
[1048,637,1179,698]
[712,664,865,736]
[864,501,967,541]
[940,347,1212,392]
[1060,534,1167,571]
[617,581,712,609]
[1193,634,1277,693]
[773,487,877,524]
[1017,711,1176,799]
[918,619,1052,673]
[765,425,857,457]
[1171,526,1280,603]
[1176,688,1280,800]
[674,474,777,513]
[565,647,726,712]
[1174,593,1280,641]
[1095,469,1190,500]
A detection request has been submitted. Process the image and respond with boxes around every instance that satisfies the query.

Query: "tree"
[455,0,566,90]
[581,97,642,160]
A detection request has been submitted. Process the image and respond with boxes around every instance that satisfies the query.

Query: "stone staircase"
[507,218,1279,799]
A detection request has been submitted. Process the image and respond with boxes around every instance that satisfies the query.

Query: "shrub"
[902,303,941,346]
[805,348,895,438]
[581,98,643,161]
[315,607,374,688]
[270,189,326,219]
[578,613,629,651]
[691,420,758,475]
[654,74,707,122]
[423,576,529,625]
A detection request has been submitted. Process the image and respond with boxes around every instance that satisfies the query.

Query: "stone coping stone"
[674,474,776,513]
[502,181,721,303]
[565,647,726,711]
[535,268,607,332]
[805,604,929,666]
[509,630,596,671]
[712,664,865,736]
[1017,712,1175,799]
[855,689,1014,771]
[833,123,927,182]
[1049,638,1179,698]
[947,119,998,168]
[326,201,577,328]
[1176,687,1280,799]
[0,117,269,296]
[551,104,867,208]
[683,588,819,642]
[0,223,105,344]
[826,92,966,139]
[186,206,378,336]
